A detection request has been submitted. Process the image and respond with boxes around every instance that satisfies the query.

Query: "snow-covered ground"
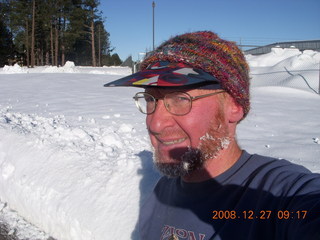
[0,48,319,240]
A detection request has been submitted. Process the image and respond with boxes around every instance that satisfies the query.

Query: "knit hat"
[105,31,250,118]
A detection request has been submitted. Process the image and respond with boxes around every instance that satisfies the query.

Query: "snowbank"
[0,48,319,240]
[0,61,132,75]
[247,48,320,93]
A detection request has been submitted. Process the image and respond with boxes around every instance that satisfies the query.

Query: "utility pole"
[152,1,155,51]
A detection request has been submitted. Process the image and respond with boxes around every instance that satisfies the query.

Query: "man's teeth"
[162,138,186,145]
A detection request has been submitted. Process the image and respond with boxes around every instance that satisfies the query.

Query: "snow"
[0,48,320,239]
[1,61,131,75]
[247,48,320,93]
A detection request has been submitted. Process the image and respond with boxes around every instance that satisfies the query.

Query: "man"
[105,31,320,240]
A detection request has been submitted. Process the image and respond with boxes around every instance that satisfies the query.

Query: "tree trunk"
[39,47,44,66]
[98,24,101,67]
[50,25,54,65]
[91,18,96,67]
[36,48,39,65]
[25,20,30,67]
[61,15,66,66]
[55,23,59,66]
[61,45,65,66]
[46,51,49,65]
[30,0,35,67]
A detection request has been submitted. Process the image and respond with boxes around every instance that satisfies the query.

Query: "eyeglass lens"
[134,92,192,115]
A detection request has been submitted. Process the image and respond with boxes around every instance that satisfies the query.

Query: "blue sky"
[100,0,320,61]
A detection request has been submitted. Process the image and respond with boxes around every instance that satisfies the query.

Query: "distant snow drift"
[0,48,319,240]
[247,47,320,93]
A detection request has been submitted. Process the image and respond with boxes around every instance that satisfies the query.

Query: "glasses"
[133,90,225,116]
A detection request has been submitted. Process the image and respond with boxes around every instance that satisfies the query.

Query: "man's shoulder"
[248,152,315,176]
[239,151,313,174]
[242,151,320,194]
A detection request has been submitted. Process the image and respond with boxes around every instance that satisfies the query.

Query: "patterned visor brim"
[104,61,221,89]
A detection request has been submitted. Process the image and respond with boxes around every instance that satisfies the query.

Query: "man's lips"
[148,128,188,146]
[159,137,187,146]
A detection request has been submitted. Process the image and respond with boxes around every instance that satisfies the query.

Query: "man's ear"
[226,95,244,123]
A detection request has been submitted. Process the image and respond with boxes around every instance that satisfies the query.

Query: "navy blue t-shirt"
[139,151,320,240]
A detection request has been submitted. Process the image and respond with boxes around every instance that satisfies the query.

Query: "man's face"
[145,88,231,178]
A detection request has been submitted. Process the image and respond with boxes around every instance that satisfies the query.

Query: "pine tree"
[9,0,33,67]
[0,2,14,66]
[83,0,101,67]
[111,53,122,66]
[95,20,111,66]
[3,0,114,67]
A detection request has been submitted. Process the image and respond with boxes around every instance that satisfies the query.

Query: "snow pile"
[0,108,155,240]
[246,48,320,93]
[42,61,79,73]
[246,47,303,67]
[2,63,28,74]
[0,49,319,240]
[0,201,52,240]
[0,61,132,75]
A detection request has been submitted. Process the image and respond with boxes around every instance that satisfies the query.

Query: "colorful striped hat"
[105,31,250,118]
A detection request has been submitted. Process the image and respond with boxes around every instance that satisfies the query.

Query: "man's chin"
[153,147,203,178]
[154,162,189,178]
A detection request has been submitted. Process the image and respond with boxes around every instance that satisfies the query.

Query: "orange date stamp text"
[212,210,308,220]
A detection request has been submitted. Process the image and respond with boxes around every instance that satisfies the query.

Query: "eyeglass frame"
[133,90,226,116]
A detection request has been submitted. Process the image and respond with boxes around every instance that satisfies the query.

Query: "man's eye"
[144,96,154,102]
[176,95,189,102]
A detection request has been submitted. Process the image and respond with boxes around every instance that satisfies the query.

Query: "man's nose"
[146,99,174,134]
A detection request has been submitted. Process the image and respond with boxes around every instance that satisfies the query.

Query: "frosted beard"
[153,111,231,178]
